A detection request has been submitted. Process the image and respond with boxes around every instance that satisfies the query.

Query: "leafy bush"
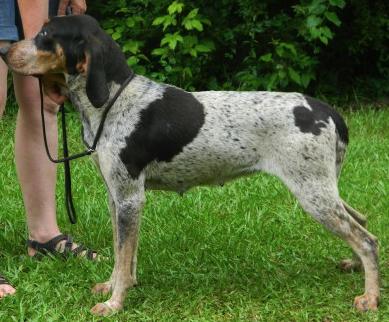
[88,0,388,99]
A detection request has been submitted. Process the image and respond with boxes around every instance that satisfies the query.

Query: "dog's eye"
[39,30,48,37]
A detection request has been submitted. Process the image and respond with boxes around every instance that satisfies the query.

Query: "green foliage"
[88,0,388,98]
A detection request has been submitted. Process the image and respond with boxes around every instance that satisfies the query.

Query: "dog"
[1,15,379,316]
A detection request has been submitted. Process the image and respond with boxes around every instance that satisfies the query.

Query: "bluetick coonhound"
[1,15,379,316]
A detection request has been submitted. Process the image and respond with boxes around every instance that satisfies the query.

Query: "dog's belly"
[143,129,267,192]
[144,159,258,192]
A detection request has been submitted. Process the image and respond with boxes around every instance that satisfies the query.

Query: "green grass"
[0,107,388,321]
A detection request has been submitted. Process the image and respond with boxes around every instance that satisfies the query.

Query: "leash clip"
[87,147,95,154]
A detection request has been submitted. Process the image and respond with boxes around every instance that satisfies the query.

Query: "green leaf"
[195,44,213,53]
[279,70,287,79]
[288,67,301,84]
[163,16,177,31]
[307,15,322,28]
[123,40,140,55]
[183,20,193,30]
[186,8,199,19]
[112,32,121,40]
[319,35,329,45]
[137,54,150,62]
[126,17,136,28]
[324,12,341,26]
[191,20,203,31]
[127,56,139,66]
[189,49,198,57]
[152,16,167,26]
[168,1,184,15]
[133,65,146,75]
[321,26,333,39]
[329,0,346,8]
[301,74,312,88]
[259,53,273,62]
[182,35,198,48]
[161,32,184,50]
[309,27,321,39]
[151,48,168,56]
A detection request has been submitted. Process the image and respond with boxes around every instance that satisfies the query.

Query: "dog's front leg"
[91,181,145,316]
[92,192,118,295]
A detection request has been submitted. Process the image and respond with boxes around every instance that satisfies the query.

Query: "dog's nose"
[0,45,10,61]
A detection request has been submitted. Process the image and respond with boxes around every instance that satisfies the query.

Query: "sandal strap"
[0,275,11,286]
[27,234,69,254]
[71,244,96,260]
[27,234,96,260]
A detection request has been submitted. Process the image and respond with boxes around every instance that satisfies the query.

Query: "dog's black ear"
[85,37,109,108]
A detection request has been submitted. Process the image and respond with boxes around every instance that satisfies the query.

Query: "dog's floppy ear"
[84,37,109,108]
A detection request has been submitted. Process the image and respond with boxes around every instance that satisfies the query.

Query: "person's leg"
[0,41,9,118]
[15,0,96,258]
[0,0,19,296]
[14,0,61,253]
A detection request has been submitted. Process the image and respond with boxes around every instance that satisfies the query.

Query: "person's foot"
[0,275,16,299]
[27,234,98,260]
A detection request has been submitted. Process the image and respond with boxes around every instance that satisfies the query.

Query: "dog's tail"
[335,131,347,179]
[333,110,349,179]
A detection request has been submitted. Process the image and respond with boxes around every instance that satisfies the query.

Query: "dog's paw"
[338,258,362,272]
[354,293,379,312]
[90,302,121,316]
[91,282,112,295]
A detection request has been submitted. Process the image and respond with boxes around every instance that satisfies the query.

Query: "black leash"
[38,73,135,224]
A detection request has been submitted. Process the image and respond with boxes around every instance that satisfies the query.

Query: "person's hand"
[58,0,87,16]
[42,74,68,105]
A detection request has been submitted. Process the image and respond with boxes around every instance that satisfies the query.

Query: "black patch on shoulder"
[293,96,348,144]
[120,87,205,178]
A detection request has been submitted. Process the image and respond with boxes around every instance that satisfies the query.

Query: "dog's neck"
[64,74,123,140]
[65,74,121,110]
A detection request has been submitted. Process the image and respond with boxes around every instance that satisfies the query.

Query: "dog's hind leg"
[338,199,367,272]
[342,199,367,226]
[91,181,145,316]
[279,172,379,311]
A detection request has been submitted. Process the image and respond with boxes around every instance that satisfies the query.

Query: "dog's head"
[1,15,130,107]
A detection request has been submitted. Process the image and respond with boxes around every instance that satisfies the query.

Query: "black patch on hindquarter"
[120,87,205,178]
[293,96,349,144]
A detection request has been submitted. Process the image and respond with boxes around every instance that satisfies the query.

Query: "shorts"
[0,0,60,41]
[0,0,18,41]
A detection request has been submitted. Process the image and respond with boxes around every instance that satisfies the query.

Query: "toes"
[354,294,379,312]
[0,285,16,299]
[90,302,116,316]
[91,283,111,295]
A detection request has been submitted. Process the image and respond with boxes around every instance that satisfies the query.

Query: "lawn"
[0,106,388,321]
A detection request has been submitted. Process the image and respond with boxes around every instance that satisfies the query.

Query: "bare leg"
[14,0,61,248]
[13,73,61,245]
[14,1,96,258]
[0,41,9,118]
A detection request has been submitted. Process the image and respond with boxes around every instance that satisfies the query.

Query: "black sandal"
[0,274,13,287]
[27,234,97,260]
